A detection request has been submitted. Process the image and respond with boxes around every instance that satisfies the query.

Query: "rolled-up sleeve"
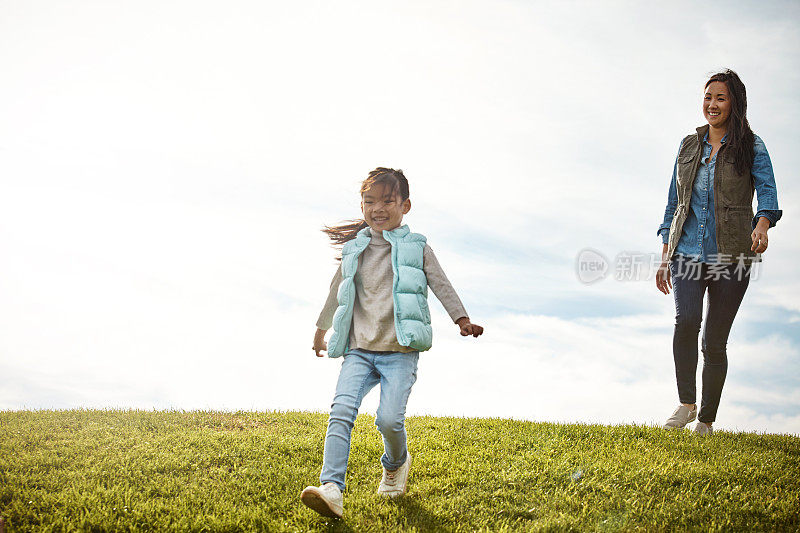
[751,136,783,229]
[657,140,682,244]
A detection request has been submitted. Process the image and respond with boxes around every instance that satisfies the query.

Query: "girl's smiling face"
[361,183,411,234]
[703,81,731,129]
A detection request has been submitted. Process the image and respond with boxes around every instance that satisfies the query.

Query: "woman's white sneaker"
[378,453,412,497]
[663,405,697,429]
[300,482,343,518]
[693,421,714,436]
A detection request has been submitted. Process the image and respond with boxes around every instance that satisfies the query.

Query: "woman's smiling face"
[361,183,411,234]
[703,80,731,130]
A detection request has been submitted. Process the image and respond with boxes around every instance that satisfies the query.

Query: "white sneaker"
[377,453,412,497]
[300,482,343,518]
[693,421,714,436]
[663,405,697,429]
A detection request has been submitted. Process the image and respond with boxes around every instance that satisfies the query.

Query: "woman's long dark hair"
[322,167,410,259]
[706,69,755,175]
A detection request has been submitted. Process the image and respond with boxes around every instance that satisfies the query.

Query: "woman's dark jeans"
[669,259,750,423]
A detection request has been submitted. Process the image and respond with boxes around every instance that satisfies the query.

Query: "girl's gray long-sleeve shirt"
[316,230,468,353]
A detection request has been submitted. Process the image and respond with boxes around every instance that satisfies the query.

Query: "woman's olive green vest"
[667,124,759,264]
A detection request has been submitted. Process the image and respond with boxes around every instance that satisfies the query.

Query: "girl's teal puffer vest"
[327,225,433,358]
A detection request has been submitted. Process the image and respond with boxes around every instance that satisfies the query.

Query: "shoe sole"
[378,490,405,498]
[300,489,342,518]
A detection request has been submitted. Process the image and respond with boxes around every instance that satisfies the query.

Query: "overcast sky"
[1,0,798,434]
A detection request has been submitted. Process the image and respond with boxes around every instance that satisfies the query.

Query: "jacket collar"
[696,124,728,144]
[384,224,410,239]
[360,224,411,240]
[695,124,710,141]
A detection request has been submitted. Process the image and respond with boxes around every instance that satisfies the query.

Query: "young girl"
[300,167,483,518]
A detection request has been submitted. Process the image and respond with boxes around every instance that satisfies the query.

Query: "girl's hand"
[313,328,328,357]
[751,218,770,253]
[456,317,484,338]
[656,261,672,295]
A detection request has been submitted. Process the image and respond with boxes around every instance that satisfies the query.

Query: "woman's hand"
[656,243,672,295]
[751,217,770,253]
[313,328,328,357]
[656,262,672,295]
[456,317,484,338]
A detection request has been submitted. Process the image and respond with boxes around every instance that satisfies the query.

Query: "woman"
[655,69,782,435]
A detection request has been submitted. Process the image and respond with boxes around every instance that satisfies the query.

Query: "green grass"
[1,410,798,532]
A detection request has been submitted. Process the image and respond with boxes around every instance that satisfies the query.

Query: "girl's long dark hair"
[706,69,754,175]
[323,167,410,259]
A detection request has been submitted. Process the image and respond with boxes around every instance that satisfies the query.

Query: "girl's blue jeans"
[320,348,419,492]
[670,259,750,423]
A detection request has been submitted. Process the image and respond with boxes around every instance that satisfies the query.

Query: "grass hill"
[1,410,798,531]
